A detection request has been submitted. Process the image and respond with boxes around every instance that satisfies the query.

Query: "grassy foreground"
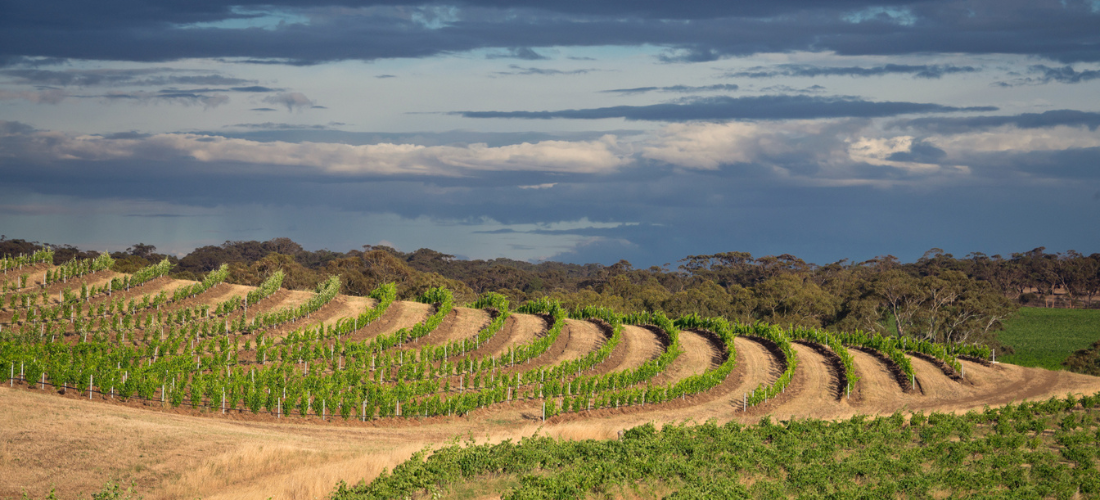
[334,393,1100,500]
[998,308,1100,371]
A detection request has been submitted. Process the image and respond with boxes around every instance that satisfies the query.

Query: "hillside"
[2,259,1100,499]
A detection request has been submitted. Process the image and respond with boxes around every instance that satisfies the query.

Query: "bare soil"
[604,325,664,374]
[650,329,719,386]
[343,301,432,343]
[464,313,549,359]
[401,307,491,352]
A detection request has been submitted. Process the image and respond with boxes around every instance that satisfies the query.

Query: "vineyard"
[3,257,1100,499]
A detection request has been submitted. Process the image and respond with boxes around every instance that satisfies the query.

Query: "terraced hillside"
[3,257,1100,499]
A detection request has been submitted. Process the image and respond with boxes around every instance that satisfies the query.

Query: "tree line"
[3,236,1097,351]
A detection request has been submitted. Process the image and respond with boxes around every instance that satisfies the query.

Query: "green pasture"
[997,307,1100,371]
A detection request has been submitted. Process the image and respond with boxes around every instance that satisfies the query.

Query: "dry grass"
[0,386,453,500]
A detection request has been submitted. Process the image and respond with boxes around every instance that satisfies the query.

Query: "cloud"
[493,65,594,76]
[262,92,316,111]
[228,122,334,130]
[601,84,739,95]
[230,86,280,92]
[0,68,254,87]
[98,90,229,108]
[758,84,827,94]
[658,47,722,63]
[925,127,1100,155]
[0,56,67,68]
[0,123,630,176]
[375,74,396,78]
[3,1,1098,65]
[0,88,67,104]
[726,64,981,79]
[890,110,1100,134]
[885,140,947,163]
[453,95,997,122]
[251,107,277,112]
[486,47,548,60]
[1029,64,1100,84]
[5,113,1100,267]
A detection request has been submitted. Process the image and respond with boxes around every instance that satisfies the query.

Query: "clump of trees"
[1064,341,1100,376]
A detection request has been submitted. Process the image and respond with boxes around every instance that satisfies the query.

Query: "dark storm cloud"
[890,110,1100,134]
[453,95,996,121]
[726,63,981,79]
[1,1,1099,64]
[601,84,740,95]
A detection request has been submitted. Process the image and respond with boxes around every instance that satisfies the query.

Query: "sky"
[1,0,1099,266]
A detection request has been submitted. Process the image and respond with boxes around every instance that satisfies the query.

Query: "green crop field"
[334,394,1100,500]
[998,307,1100,371]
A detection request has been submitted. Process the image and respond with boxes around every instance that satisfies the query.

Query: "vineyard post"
[89,375,93,399]
[992,349,996,364]
[743,393,746,412]
[221,390,225,414]
[541,401,545,421]
[9,362,12,387]
[361,400,366,421]
[277,399,281,419]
